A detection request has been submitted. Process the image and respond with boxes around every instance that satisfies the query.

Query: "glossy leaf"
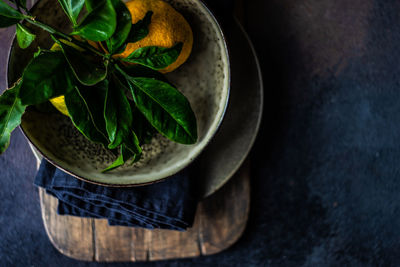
[64,82,109,146]
[0,0,24,27]
[131,104,155,145]
[105,74,141,155]
[117,67,197,144]
[77,80,108,137]
[117,66,158,144]
[126,11,152,44]
[0,81,26,154]
[118,63,170,84]
[57,0,85,25]
[58,40,107,86]
[102,144,132,172]
[121,42,183,70]
[106,0,131,54]
[102,141,141,172]
[19,50,75,105]
[84,0,95,12]
[72,0,116,41]
[16,23,35,49]
[125,130,141,157]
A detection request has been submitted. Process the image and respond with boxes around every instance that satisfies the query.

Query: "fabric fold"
[35,160,199,231]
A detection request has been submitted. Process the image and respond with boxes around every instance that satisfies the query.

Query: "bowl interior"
[7,0,230,185]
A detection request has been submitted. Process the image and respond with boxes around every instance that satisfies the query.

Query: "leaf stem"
[24,17,72,41]
[23,17,106,58]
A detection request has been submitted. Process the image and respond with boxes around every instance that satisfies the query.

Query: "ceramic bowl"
[7,0,230,186]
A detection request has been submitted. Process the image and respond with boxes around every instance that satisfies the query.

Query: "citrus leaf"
[57,40,107,86]
[125,130,141,157]
[72,0,116,41]
[16,23,36,49]
[0,0,24,27]
[64,82,109,146]
[116,66,197,144]
[106,0,131,54]
[57,0,85,26]
[126,11,152,44]
[121,42,183,70]
[118,64,170,84]
[76,81,108,138]
[102,144,131,172]
[131,103,156,145]
[102,142,141,172]
[0,81,26,154]
[105,74,141,155]
[19,50,75,105]
[84,0,95,12]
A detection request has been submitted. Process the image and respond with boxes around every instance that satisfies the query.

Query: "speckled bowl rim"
[7,0,231,187]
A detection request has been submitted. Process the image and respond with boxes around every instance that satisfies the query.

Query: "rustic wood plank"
[148,220,201,261]
[198,160,250,255]
[39,161,250,262]
[93,220,135,262]
[132,228,152,261]
[39,189,94,261]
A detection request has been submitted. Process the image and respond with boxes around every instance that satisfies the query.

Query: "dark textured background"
[1,0,400,266]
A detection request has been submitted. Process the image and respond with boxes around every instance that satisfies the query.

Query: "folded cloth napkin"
[34,160,199,231]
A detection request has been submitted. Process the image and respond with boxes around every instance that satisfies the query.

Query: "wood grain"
[39,160,250,262]
[39,190,95,261]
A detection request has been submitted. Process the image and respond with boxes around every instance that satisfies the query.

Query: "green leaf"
[57,40,107,86]
[0,0,24,27]
[102,144,131,172]
[72,0,117,41]
[118,64,170,84]
[125,130,141,157]
[64,82,109,146]
[117,66,197,144]
[19,50,75,105]
[0,81,26,154]
[105,74,141,155]
[16,23,35,49]
[57,0,85,26]
[105,0,131,54]
[126,11,152,44]
[77,80,109,137]
[121,42,183,70]
[131,104,155,145]
[84,0,95,12]
[102,143,140,172]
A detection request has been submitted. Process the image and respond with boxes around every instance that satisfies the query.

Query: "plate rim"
[202,17,264,197]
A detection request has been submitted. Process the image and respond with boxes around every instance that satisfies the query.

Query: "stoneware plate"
[194,18,263,197]
[28,18,263,198]
[7,0,230,186]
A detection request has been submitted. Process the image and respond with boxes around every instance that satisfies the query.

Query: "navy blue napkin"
[34,160,199,231]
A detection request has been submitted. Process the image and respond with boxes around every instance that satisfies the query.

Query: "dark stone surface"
[1,0,400,266]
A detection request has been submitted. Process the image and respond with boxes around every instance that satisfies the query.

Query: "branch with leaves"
[0,0,197,171]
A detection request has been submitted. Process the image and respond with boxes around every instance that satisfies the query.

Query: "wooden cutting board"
[38,161,250,262]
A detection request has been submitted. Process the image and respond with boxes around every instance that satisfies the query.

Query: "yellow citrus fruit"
[114,0,193,73]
